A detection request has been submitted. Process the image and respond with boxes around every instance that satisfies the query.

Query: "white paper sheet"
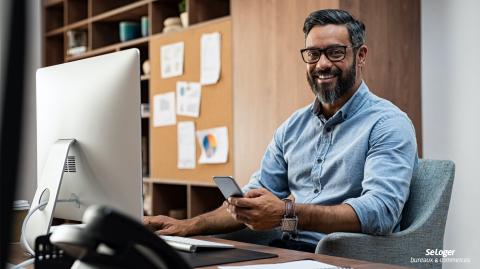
[196,126,228,164]
[200,32,221,85]
[177,121,196,169]
[218,260,340,269]
[161,42,184,78]
[153,92,176,127]
[176,81,202,117]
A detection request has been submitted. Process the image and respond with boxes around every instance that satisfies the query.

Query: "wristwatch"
[281,198,298,239]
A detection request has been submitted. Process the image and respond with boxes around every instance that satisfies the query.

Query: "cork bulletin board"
[149,17,232,183]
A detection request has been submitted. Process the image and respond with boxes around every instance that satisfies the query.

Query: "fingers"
[143,215,192,237]
[228,197,256,208]
[143,215,173,230]
[228,188,270,207]
[227,203,253,221]
[232,211,250,223]
[244,188,269,198]
[227,206,267,230]
[143,216,161,230]
[143,216,152,225]
[155,226,177,236]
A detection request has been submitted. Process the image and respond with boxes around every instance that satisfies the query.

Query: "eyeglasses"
[300,45,357,64]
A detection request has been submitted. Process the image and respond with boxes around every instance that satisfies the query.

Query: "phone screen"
[213,176,244,199]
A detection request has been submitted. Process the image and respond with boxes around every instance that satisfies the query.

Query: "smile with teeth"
[316,74,336,82]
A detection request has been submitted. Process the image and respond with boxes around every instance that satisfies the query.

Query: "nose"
[315,53,333,70]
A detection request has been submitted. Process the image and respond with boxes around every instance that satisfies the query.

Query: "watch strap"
[283,198,295,218]
[281,198,297,238]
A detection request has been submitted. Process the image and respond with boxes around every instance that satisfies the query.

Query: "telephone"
[49,205,191,269]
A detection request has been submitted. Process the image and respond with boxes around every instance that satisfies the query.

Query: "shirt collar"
[310,81,370,123]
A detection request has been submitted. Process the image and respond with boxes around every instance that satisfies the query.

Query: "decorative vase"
[180,12,188,27]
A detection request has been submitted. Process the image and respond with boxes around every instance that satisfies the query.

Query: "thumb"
[245,188,269,198]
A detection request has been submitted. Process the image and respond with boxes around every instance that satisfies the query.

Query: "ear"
[356,45,368,67]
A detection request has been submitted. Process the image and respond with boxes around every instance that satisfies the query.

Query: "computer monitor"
[24,49,143,250]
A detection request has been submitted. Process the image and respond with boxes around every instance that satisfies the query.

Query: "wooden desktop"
[9,236,412,269]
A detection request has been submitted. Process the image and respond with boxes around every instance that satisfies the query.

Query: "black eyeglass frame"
[300,45,360,64]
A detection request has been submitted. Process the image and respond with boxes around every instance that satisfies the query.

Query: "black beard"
[307,58,357,104]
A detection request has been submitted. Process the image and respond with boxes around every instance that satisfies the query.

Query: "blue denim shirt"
[243,81,418,244]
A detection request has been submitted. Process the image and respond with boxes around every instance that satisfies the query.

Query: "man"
[144,9,417,253]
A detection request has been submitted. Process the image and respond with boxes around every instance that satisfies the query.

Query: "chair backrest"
[400,159,455,238]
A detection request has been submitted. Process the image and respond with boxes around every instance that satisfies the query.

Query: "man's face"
[305,25,358,104]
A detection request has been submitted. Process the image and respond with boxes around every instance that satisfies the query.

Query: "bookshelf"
[42,0,231,218]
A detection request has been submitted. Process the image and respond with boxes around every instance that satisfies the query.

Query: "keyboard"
[159,235,234,253]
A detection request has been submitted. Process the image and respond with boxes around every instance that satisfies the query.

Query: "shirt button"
[316,157,322,163]
[314,189,319,194]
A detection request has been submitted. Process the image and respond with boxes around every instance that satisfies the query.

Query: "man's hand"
[226,188,284,230]
[143,215,193,236]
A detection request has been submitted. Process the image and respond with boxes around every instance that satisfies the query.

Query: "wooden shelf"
[92,0,140,16]
[65,19,89,31]
[45,20,88,37]
[45,27,65,37]
[66,36,149,62]
[66,47,115,62]
[44,0,63,7]
[143,178,224,217]
[144,177,217,187]
[44,1,231,65]
[93,0,150,22]
[115,36,150,49]
[44,0,232,219]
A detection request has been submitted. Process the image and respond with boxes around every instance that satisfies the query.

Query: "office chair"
[315,159,455,269]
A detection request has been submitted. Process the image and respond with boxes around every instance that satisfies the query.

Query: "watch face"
[281,217,298,232]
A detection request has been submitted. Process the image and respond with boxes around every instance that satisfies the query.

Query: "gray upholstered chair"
[315,159,455,269]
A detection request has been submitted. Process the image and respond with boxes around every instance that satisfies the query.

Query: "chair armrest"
[316,232,375,254]
[315,232,432,267]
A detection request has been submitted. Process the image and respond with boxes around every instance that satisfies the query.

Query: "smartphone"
[213,176,244,199]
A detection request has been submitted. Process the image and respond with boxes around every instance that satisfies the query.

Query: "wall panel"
[232,0,421,185]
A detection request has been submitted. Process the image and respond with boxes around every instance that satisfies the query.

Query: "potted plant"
[179,0,188,27]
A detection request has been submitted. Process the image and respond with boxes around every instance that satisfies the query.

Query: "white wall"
[422,0,480,268]
[16,0,41,200]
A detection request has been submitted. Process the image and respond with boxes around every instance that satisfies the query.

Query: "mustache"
[310,68,341,78]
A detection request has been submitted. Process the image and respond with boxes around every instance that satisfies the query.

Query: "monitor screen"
[24,49,143,250]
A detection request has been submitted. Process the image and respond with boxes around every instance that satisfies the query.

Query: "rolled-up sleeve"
[242,122,290,198]
[344,114,418,235]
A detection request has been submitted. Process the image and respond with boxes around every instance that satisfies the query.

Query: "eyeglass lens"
[302,46,347,63]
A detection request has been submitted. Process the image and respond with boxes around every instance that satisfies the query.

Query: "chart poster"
[196,126,228,164]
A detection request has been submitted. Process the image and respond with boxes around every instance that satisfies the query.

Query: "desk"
[9,237,412,269]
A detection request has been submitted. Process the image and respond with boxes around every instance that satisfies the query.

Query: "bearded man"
[144,9,418,253]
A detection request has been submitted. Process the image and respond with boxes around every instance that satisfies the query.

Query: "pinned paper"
[176,82,201,117]
[153,92,176,127]
[161,42,184,78]
[200,32,221,85]
[196,127,228,164]
[177,121,196,169]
